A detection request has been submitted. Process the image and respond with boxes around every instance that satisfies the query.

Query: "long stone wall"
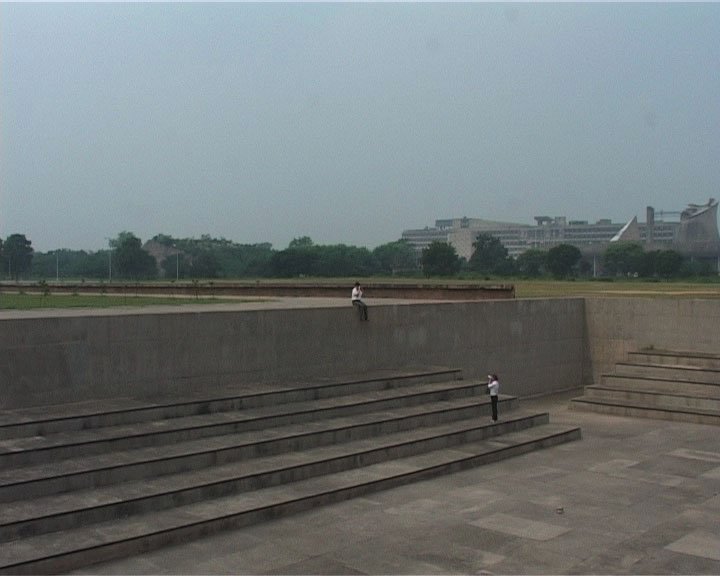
[0,299,584,410]
[4,297,719,411]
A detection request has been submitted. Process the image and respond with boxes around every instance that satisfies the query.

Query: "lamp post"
[55,252,59,282]
[104,238,112,281]
[173,244,179,280]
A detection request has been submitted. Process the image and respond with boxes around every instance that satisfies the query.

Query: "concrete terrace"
[69,390,720,575]
[2,295,720,574]
[0,295,419,319]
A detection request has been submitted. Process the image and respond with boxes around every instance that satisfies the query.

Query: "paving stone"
[487,542,587,575]
[665,530,720,561]
[47,390,720,576]
[701,466,720,479]
[213,540,332,575]
[262,554,367,575]
[630,547,720,574]
[469,512,571,541]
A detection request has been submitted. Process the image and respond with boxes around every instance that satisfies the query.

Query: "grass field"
[231,276,720,299]
[2,278,720,309]
[0,293,231,310]
[208,276,720,299]
[512,279,720,299]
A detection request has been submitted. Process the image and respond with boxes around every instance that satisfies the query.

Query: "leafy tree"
[187,250,220,278]
[269,245,319,277]
[4,234,34,280]
[637,250,658,278]
[655,250,683,278]
[373,240,418,275]
[110,232,157,279]
[516,249,547,277]
[546,244,582,279]
[680,258,715,277]
[269,242,376,278]
[161,253,187,280]
[578,257,593,277]
[468,233,510,275]
[603,242,645,276]
[315,244,376,277]
[151,233,175,246]
[215,243,273,277]
[288,236,313,249]
[32,249,109,279]
[160,235,273,278]
[30,250,61,279]
[78,251,111,279]
[421,241,460,277]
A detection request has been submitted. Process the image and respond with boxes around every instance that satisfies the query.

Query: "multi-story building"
[402,199,720,260]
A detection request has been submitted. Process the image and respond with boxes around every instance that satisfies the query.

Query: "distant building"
[401,199,720,260]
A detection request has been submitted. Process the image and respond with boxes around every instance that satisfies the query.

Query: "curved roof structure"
[677,198,719,255]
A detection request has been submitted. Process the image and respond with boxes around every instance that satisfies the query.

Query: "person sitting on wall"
[351,282,368,321]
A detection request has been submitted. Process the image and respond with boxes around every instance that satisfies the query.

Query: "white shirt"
[351,287,363,301]
[488,379,499,396]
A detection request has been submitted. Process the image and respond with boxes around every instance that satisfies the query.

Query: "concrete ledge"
[1,281,516,300]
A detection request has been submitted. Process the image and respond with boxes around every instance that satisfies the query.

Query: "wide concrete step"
[615,362,720,383]
[628,350,720,370]
[0,422,581,575]
[570,396,720,425]
[0,368,463,440]
[0,395,518,502]
[0,378,487,468]
[601,374,720,396]
[582,385,720,411]
[0,410,544,542]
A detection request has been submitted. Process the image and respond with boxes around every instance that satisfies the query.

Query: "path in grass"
[0,293,257,310]
[513,280,720,299]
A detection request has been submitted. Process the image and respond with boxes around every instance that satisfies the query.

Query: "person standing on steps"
[351,281,368,321]
[487,374,499,421]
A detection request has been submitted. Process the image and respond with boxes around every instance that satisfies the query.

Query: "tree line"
[420,234,715,279]
[2,231,716,282]
[6,232,419,281]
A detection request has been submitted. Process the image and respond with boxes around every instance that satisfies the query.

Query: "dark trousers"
[491,395,498,421]
[353,300,368,320]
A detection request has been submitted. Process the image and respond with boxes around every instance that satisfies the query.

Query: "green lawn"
[0,293,236,310]
[3,278,720,309]
[228,276,720,299]
[512,279,720,299]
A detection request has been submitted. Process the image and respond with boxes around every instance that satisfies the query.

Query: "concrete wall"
[6,297,719,411]
[584,297,720,384]
[0,298,585,410]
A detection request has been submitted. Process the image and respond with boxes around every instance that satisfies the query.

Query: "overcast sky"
[2,3,719,252]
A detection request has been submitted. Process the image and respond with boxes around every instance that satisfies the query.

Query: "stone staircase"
[571,349,720,425]
[0,368,580,575]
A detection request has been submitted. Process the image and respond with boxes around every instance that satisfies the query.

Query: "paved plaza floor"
[71,390,720,575]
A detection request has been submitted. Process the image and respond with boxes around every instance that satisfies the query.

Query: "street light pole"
[56,252,59,282]
[172,244,179,281]
[104,238,112,282]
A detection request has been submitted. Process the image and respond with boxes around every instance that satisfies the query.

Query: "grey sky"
[2,3,719,252]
